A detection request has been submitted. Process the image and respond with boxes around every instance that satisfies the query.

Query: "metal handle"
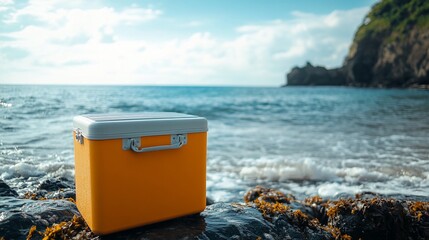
[122,134,187,153]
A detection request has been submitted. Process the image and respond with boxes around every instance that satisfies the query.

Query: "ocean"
[1,85,428,202]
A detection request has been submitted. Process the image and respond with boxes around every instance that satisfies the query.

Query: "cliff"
[286,0,429,88]
[286,62,346,86]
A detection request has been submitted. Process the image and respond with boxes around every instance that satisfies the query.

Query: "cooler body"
[73,113,208,234]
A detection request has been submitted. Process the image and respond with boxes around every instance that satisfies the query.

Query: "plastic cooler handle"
[122,134,187,153]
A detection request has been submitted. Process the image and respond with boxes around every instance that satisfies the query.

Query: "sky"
[0,0,377,86]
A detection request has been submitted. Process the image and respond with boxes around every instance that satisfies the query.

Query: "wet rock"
[22,189,76,203]
[206,196,215,206]
[6,184,429,240]
[244,185,295,204]
[327,198,429,240]
[102,203,269,239]
[200,203,283,240]
[45,189,76,201]
[244,187,334,239]
[27,215,98,240]
[273,215,332,240]
[22,178,76,201]
[0,197,79,240]
[328,198,408,239]
[0,179,18,197]
[38,177,74,192]
[24,202,332,240]
[245,186,429,240]
[25,203,278,240]
[99,203,331,240]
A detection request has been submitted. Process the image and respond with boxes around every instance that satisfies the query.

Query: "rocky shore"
[1,179,428,240]
[285,0,429,88]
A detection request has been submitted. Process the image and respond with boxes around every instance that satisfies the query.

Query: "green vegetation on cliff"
[356,0,429,42]
[286,0,429,88]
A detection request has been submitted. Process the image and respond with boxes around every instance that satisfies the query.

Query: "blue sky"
[0,0,376,86]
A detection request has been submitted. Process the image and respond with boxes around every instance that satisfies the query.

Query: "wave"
[240,158,338,181]
[0,100,12,108]
[239,158,391,183]
[0,161,74,179]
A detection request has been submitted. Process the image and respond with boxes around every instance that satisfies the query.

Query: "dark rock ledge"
[1,179,428,240]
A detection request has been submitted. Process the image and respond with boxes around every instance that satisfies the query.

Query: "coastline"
[282,84,429,90]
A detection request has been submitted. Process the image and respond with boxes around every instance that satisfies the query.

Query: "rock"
[286,62,346,86]
[343,0,429,88]
[244,186,335,239]
[27,215,98,240]
[38,177,74,192]
[327,198,429,240]
[244,185,295,204]
[0,179,18,197]
[45,189,76,200]
[284,0,429,88]
[106,203,277,239]
[6,184,429,240]
[21,178,77,201]
[0,197,80,240]
[98,203,332,240]
[206,196,215,206]
[0,178,78,239]
[244,186,429,240]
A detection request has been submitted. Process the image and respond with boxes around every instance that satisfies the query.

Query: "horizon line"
[0,83,284,88]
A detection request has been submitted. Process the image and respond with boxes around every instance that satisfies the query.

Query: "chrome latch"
[74,128,84,144]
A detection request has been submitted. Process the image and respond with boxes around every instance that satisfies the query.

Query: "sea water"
[1,85,428,201]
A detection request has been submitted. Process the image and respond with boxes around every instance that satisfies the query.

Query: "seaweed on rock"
[244,186,429,240]
[4,178,428,240]
[22,191,76,203]
[26,215,98,240]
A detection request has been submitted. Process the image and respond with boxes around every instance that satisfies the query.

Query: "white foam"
[337,167,389,182]
[0,159,75,182]
[317,182,362,197]
[0,162,44,178]
[208,190,237,202]
[240,158,339,181]
[241,155,415,184]
[0,101,12,108]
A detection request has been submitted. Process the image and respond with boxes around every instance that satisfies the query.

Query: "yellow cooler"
[73,112,208,234]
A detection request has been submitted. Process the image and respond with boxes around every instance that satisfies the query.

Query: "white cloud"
[0,2,368,86]
[0,0,13,12]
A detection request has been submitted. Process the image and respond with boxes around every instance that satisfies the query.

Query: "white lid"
[73,112,208,140]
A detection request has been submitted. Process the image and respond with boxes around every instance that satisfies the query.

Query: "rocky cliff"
[286,0,429,88]
[286,62,346,86]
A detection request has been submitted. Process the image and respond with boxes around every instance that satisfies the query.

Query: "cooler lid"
[73,112,208,140]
